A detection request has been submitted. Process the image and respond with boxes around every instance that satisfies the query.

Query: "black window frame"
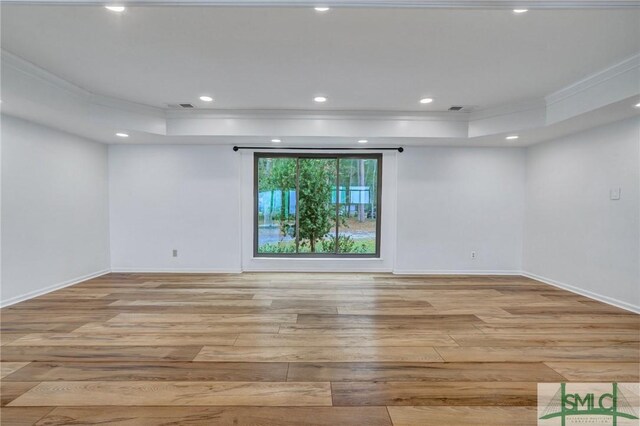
[254,152,382,258]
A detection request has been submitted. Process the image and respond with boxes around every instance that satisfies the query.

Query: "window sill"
[251,257,383,261]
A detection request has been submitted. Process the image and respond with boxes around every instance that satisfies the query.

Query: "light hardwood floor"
[1,273,638,425]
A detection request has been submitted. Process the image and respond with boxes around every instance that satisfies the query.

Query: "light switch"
[610,188,621,201]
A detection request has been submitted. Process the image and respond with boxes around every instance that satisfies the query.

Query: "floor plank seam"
[432,347,446,362]
[385,405,394,425]
[447,334,463,347]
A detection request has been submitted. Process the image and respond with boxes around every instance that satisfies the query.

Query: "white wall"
[523,117,640,311]
[109,145,525,274]
[108,144,242,272]
[395,147,526,273]
[1,115,110,306]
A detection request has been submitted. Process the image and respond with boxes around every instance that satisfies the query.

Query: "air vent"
[449,106,464,111]
[167,103,197,109]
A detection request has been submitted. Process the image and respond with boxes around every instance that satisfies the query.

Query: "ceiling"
[2,6,639,112]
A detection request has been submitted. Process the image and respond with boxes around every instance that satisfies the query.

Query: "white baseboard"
[522,271,640,314]
[393,269,639,314]
[110,267,242,274]
[243,266,392,273]
[393,269,522,276]
[0,269,111,308]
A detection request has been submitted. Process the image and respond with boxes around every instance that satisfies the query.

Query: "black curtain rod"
[233,146,403,152]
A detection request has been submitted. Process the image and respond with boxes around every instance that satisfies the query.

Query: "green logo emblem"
[539,383,639,426]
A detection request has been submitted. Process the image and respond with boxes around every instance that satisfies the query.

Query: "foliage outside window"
[255,154,381,257]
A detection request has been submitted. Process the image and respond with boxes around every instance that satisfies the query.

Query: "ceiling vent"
[448,106,464,111]
[167,103,195,109]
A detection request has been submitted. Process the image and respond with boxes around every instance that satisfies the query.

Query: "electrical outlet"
[172,249,178,257]
[471,251,477,260]
[610,188,621,200]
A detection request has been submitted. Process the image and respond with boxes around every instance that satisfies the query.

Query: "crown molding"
[1,49,164,118]
[2,49,88,99]
[3,0,639,8]
[88,93,165,118]
[469,99,546,121]
[546,53,640,106]
[473,55,640,122]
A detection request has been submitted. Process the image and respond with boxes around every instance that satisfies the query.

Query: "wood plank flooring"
[1,273,638,425]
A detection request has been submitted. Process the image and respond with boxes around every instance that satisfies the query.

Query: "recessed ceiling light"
[105,5,125,12]
[634,102,640,108]
[358,139,368,144]
[419,98,433,104]
[314,7,330,12]
[199,95,214,102]
[314,96,327,103]
[271,138,282,143]
[513,9,529,13]
[116,132,129,138]
[506,135,519,140]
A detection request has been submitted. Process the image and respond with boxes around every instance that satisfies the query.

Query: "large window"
[255,153,381,257]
